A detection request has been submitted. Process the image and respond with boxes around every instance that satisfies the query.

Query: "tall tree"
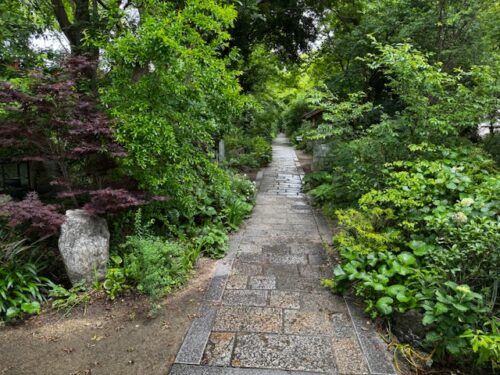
[231,0,331,61]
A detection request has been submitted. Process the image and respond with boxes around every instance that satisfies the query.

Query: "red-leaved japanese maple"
[0,57,155,235]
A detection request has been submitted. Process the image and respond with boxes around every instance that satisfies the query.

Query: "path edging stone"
[175,232,244,364]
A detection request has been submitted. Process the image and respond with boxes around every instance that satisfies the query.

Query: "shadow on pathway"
[170,134,396,375]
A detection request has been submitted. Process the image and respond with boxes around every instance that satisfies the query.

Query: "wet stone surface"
[172,135,395,375]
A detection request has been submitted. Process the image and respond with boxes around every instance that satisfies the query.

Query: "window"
[0,162,30,192]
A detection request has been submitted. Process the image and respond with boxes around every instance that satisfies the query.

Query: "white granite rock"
[58,209,109,285]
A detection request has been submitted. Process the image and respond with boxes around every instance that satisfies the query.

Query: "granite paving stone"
[213,306,282,333]
[170,364,324,375]
[248,276,276,290]
[269,291,302,309]
[275,276,326,292]
[301,293,347,314]
[261,244,291,256]
[171,134,394,375]
[238,243,263,254]
[232,262,263,276]
[289,242,324,255]
[175,306,217,364]
[331,337,370,374]
[232,333,337,373]
[331,312,356,338]
[223,290,268,307]
[346,301,396,374]
[239,236,276,247]
[262,263,300,277]
[237,253,268,264]
[202,332,236,366]
[283,309,334,335]
[268,254,308,265]
[226,274,248,289]
[298,264,331,278]
[308,253,328,265]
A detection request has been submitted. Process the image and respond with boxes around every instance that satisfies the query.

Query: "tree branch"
[51,0,72,31]
[97,0,109,10]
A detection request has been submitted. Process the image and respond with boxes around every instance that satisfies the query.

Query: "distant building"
[302,109,324,127]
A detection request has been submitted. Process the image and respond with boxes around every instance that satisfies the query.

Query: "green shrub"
[227,154,260,170]
[0,233,48,321]
[195,226,228,259]
[230,174,256,203]
[220,174,255,229]
[309,184,335,206]
[461,320,500,370]
[482,132,500,166]
[302,171,332,192]
[225,134,272,170]
[252,136,272,165]
[123,236,198,299]
[0,262,46,320]
[103,255,128,300]
[327,146,499,366]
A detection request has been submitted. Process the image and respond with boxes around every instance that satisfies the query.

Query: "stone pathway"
[170,135,395,375]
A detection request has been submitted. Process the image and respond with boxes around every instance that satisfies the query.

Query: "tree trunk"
[51,0,99,91]
[437,0,447,63]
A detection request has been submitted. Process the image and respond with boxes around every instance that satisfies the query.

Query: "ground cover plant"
[0,231,49,320]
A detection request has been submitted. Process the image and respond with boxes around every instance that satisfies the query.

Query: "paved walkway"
[170,135,395,375]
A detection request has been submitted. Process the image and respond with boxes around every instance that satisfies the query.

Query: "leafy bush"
[0,233,47,320]
[462,320,500,369]
[302,171,332,192]
[326,146,499,367]
[482,132,500,166]
[220,174,255,229]
[103,255,128,300]
[195,226,228,259]
[123,236,198,299]
[230,174,256,204]
[225,133,272,170]
[309,184,335,206]
[252,136,272,165]
[0,262,46,320]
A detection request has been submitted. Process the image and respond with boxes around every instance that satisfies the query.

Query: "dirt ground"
[0,258,216,375]
[294,149,313,174]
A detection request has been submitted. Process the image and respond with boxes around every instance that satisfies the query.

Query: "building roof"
[303,108,324,119]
